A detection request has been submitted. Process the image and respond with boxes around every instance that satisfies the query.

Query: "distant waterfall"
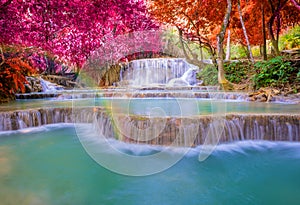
[119,58,199,86]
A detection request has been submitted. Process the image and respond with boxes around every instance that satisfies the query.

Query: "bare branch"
[0,46,5,66]
[0,0,12,9]
[290,0,300,10]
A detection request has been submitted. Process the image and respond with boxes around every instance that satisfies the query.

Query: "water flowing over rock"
[24,76,64,93]
[16,77,68,99]
[0,108,73,130]
[119,58,200,87]
[42,75,79,88]
[167,67,200,87]
[39,77,64,92]
[0,107,299,146]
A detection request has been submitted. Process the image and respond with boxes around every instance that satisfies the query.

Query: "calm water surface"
[1,97,299,116]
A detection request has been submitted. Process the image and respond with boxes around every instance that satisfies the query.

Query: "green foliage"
[224,61,251,83]
[162,28,211,59]
[251,46,262,58]
[197,56,299,91]
[229,44,263,60]
[230,44,248,59]
[279,26,300,50]
[253,56,298,89]
[199,56,299,91]
[197,64,218,85]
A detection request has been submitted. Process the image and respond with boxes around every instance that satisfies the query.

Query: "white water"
[1,107,299,145]
[120,58,200,87]
[39,77,64,92]
[167,67,200,86]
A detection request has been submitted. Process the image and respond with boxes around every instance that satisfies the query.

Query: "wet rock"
[24,84,32,93]
[42,75,80,88]
[256,93,268,102]
[247,96,256,101]
[248,88,280,102]
[98,64,122,87]
[25,76,43,92]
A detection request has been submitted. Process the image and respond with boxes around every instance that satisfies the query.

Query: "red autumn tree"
[230,0,300,56]
[147,0,227,58]
[0,47,36,100]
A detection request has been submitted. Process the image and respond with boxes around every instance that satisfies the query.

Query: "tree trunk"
[268,16,280,56]
[267,0,288,56]
[178,28,190,59]
[217,0,233,90]
[225,30,231,61]
[238,0,254,64]
[261,3,267,60]
[199,41,204,61]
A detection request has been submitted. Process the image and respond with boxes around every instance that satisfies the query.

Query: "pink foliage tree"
[0,0,160,72]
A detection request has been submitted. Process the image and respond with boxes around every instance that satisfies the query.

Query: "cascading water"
[15,77,64,99]
[39,77,64,92]
[2,57,300,146]
[119,58,200,86]
[167,67,200,86]
[0,107,299,146]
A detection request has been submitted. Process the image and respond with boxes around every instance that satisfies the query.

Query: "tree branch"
[177,27,190,60]
[238,0,255,64]
[0,46,5,66]
[290,0,300,10]
[0,0,12,9]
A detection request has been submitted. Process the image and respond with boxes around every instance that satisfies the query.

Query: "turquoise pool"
[1,124,300,205]
[1,97,300,116]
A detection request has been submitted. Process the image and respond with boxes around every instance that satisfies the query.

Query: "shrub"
[279,26,300,50]
[224,61,251,83]
[199,61,252,85]
[230,44,248,59]
[199,57,299,91]
[197,64,218,85]
[253,56,298,89]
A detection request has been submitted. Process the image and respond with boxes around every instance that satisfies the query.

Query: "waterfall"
[39,77,64,92]
[120,58,200,86]
[0,108,73,131]
[167,67,199,87]
[15,78,64,99]
[0,108,299,146]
